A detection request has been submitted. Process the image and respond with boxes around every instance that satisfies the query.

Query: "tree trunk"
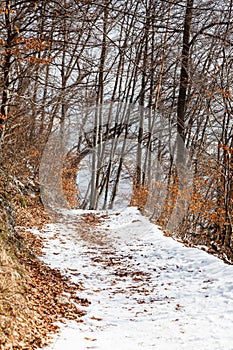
[177,0,194,163]
[0,0,12,151]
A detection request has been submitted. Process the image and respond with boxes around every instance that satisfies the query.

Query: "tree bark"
[0,0,12,151]
[177,0,194,162]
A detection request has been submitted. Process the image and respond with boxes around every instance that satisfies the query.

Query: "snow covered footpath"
[36,207,233,350]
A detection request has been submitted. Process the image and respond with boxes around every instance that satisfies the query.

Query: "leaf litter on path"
[35,207,233,350]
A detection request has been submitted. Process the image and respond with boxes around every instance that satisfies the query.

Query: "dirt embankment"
[0,174,87,350]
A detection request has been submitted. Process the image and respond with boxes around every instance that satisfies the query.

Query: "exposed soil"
[0,193,88,350]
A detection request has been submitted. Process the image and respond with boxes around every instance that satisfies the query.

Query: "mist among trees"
[1,0,233,260]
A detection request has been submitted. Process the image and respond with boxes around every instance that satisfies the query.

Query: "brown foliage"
[62,153,79,209]
[130,182,149,209]
[0,166,87,349]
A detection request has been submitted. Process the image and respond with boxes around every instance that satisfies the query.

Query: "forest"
[0,0,233,345]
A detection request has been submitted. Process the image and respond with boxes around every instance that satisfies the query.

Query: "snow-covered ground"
[36,207,233,350]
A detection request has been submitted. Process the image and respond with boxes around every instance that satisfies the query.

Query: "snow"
[36,207,233,350]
